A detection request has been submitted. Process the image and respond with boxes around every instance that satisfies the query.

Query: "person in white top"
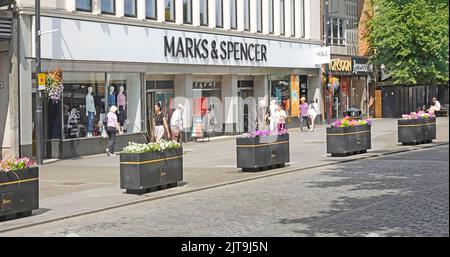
[308,100,318,132]
[275,105,287,132]
[170,104,184,143]
[428,97,441,114]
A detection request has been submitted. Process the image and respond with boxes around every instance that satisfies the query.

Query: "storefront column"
[137,0,146,20]
[18,14,33,158]
[254,75,269,104]
[222,74,238,134]
[174,74,193,133]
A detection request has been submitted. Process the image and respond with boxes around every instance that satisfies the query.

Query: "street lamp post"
[324,0,330,124]
[35,0,44,165]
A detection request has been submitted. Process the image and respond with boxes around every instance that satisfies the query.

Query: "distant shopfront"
[326,55,371,118]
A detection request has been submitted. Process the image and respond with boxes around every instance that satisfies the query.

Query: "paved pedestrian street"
[1,144,448,237]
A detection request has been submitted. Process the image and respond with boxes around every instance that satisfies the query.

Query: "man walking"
[170,104,184,143]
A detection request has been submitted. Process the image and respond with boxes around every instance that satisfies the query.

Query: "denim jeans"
[106,127,116,154]
[87,112,94,132]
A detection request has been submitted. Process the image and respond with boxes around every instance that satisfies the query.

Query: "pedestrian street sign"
[37,73,46,90]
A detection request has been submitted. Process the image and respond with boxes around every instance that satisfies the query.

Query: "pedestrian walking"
[170,104,184,143]
[308,100,318,132]
[152,102,170,143]
[298,97,310,132]
[269,100,278,132]
[275,105,287,132]
[105,106,122,156]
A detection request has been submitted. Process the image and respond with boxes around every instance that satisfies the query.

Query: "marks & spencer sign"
[164,36,268,62]
[40,17,322,69]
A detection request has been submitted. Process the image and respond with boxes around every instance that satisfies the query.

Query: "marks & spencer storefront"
[20,16,322,159]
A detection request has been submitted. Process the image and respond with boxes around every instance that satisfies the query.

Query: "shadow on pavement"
[278,145,449,237]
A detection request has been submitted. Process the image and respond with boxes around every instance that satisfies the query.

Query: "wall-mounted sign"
[37,73,46,90]
[352,57,371,75]
[330,59,352,72]
[313,46,330,64]
[165,36,267,62]
[40,17,322,69]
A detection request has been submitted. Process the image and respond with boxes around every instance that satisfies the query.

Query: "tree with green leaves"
[364,0,449,85]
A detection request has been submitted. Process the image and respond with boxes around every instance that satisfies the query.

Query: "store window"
[124,0,137,17]
[230,0,237,29]
[269,0,274,34]
[183,0,192,24]
[244,0,250,31]
[200,0,208,26]
[291,0,295,37]
[62,72,142,139]
[165,0,175,22]
[328,17,346,46]
[101,0,115,15]
[146,0,157,19]
[192,81,222,135]
[216,0,223,28]
[76,0,92,12]
[271,75,291,116]
[280,0,285,35]
[257,0,262,32]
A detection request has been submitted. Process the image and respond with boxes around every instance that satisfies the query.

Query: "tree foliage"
[364,0,449,85]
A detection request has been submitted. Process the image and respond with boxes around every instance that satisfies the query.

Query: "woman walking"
[298,97,310,132]
[308,100,318,132]
[275,105,287,132]
[105,106,122,156]
[152,102,170,142]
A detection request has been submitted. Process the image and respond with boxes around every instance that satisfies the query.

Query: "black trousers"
[301,116,310,130]
[106,127,117,154]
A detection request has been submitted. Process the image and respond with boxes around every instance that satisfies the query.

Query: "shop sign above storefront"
[352,57,371,75]
[39,17,322,69]
[330,59,352,73]
[313,47,330,64]
[164,36,267,62]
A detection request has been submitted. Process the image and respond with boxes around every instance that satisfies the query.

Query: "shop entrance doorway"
[238,80,254,133]
[146,80,174,141]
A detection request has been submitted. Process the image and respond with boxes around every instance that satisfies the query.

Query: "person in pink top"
[298,97,310,132]
[106,106,122,156]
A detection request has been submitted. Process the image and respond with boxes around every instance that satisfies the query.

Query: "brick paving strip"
[0,118,448,234]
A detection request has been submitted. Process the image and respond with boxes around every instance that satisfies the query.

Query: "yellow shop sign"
[330,59,352,72]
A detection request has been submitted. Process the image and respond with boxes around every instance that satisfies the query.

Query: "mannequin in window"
[117,86,127,132]
[85,87,96,137]
[108,86,116,107]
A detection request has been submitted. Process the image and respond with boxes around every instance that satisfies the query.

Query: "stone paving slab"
[0,118,448,233]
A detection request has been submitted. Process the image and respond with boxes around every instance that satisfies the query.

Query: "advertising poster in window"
[290,75,300,117]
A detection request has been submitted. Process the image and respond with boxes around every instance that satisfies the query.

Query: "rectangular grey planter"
[327,125,371,157]
[398,117,436,145]
[0,167,39,221]
[120,148,183,194]
[236,134,290,172]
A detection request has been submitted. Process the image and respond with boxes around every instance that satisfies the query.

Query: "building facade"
[0,0,324,159]
[322,0,372,119]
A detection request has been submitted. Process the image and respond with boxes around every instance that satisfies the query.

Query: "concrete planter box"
[327,125,371,157]
[0,167,39,221]
[398,117,436,145]
[236,134,290,172]
[120,148,183,194]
